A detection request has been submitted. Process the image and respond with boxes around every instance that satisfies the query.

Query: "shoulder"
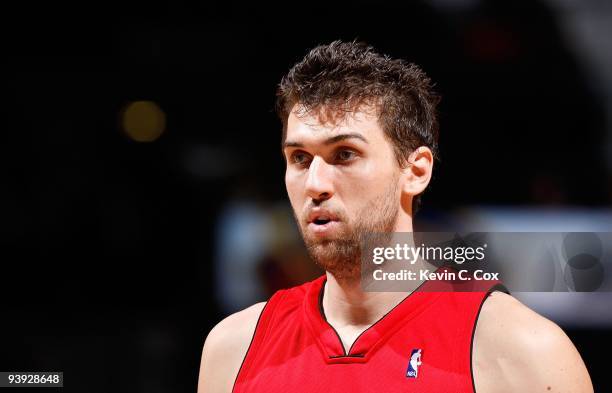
[472,291,593,393]
[197,302,267,393]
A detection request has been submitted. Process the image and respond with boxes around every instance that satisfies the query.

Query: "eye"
[290,151,311,167]
[335,149,357,162]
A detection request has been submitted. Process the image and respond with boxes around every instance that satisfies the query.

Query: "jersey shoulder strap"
[233,276,325,391]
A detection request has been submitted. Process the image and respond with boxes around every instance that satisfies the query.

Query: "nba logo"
[406,349,422,378]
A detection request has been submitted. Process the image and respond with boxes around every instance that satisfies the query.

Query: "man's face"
[283,105,403,279]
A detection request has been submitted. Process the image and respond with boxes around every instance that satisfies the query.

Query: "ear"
[400,146,434,198]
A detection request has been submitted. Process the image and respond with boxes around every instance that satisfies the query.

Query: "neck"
[322,272,407,328]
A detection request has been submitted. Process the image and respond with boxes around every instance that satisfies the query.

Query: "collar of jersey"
[303,271,444,364]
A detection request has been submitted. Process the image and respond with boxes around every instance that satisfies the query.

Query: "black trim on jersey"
[318,275,433,358]
[329,354,365,358]
[318,281,349,357]
[231,301,269,393]
[470,283,510,393]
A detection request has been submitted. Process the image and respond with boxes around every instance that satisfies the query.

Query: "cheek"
[339,160,389,194]
[285,172,303,206]
[339,164,398,209]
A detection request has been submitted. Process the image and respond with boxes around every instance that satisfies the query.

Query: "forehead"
[285,105,384,143]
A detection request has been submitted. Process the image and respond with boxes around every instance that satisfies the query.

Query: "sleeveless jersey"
[233,269,508,393]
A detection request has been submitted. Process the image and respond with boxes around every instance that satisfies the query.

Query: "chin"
[306,240,361,278]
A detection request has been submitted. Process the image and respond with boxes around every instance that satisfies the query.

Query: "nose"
[305,156,334,204]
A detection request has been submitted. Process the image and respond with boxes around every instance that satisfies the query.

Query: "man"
[198,41,593,392]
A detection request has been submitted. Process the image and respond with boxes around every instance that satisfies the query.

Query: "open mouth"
[306,210,339,234]
[313,217,332,225]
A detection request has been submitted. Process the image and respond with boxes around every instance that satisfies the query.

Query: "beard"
[297,178,400,281]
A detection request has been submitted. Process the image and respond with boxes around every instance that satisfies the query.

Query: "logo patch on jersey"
[406,348,422,378]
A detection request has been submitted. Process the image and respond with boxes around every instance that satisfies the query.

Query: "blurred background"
[1,0,611,391]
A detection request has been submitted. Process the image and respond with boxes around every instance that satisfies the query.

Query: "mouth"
[313,216,332,225]
[306,210,340,235]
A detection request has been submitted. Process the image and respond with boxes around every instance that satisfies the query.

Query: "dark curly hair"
[276,40,440,210]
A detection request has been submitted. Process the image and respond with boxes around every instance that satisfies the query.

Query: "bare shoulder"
[197,302,267,393]
[473,291,593,393]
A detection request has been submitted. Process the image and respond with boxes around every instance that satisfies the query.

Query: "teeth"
[318,216,329,221]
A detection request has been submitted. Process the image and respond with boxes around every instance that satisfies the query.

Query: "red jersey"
[233,271,507,393]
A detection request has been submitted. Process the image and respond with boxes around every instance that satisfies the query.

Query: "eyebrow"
[283,132,369,149]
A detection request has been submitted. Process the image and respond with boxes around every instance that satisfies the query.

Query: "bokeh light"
[121,101,166,142]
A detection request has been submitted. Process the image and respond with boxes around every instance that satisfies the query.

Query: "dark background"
[1,1,611,392]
